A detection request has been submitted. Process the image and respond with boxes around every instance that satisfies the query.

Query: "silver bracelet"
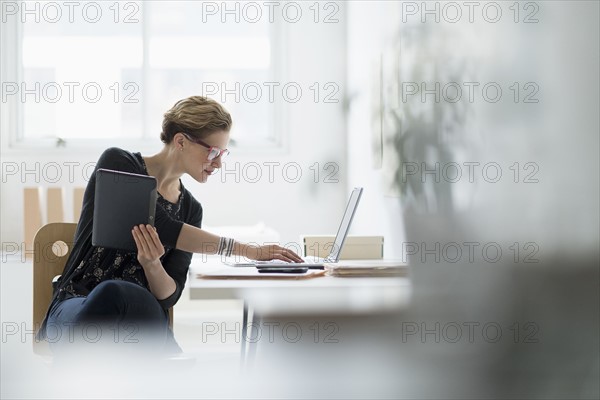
[217,237,225,255]
[226,238,235,257]
[218,237,235,257]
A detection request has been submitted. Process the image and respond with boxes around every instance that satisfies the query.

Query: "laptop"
[92,168,158,252]
[253,187,363,269]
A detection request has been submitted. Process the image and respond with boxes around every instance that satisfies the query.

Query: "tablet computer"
[92,168,158,252]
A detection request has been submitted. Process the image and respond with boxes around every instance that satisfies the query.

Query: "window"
[3,1,282,150]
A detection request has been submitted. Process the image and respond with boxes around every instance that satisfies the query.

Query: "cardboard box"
[302,235,384,260]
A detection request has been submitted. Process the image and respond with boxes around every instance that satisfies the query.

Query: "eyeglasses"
[180,132,230,161]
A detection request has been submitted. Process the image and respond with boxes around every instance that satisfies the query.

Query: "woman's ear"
[175,133,185,150]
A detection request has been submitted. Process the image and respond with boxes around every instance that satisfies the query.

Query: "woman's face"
[178,130,230,183]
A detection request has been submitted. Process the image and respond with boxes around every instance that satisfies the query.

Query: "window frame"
[0,3,289,155]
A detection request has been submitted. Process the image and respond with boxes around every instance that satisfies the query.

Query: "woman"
[39,96,302,355]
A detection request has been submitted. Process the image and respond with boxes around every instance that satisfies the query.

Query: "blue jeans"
[46,280,175,355]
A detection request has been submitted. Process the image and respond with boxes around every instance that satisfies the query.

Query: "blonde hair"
[160,96,232,144]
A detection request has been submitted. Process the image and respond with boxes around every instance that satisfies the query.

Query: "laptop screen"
[326,187,363,262]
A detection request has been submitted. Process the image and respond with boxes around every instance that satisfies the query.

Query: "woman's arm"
[132,224,176,300]
[134,222,304,301]
[142,260,177,301]
[149,192,301,262]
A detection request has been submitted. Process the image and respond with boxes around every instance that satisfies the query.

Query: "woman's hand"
[246,244,304,263]
[132,224,165,269]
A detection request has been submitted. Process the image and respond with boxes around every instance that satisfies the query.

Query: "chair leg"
[246,311,260,369]
[24,187,42,259]
[240,300,249,368]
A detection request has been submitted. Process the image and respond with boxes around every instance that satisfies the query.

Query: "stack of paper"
[324,260,408,277]
[197,268,325,280]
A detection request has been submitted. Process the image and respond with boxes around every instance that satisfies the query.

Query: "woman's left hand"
[132,224,165,269]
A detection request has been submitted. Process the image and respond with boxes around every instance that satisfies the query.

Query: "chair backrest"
[33,222,77,355]
[24,187,86,260]
[32,223,174,355]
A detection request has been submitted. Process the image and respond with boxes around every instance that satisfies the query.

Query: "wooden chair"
[33,222,174,356]
[24,187,85,260]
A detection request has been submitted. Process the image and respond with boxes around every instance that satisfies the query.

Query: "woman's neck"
[142,146,183,195]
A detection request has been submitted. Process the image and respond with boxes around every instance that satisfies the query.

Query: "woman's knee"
[83,280,165,322]
[92,280,144,299]
[88,280,155,307]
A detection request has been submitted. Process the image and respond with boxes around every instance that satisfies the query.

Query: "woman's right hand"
[246,244,304,263]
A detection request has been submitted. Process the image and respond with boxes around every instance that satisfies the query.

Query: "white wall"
[0,7,349,253]
[345,2,406,259]
[345,1,600,260]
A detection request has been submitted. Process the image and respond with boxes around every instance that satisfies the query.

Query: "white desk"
[188,258,411,317]
[187,256,412,371]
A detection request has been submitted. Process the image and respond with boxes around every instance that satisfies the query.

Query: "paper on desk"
[197,268,326,280]
[324,260,408,277]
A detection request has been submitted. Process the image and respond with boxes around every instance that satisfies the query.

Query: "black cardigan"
[38,147,203,339]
